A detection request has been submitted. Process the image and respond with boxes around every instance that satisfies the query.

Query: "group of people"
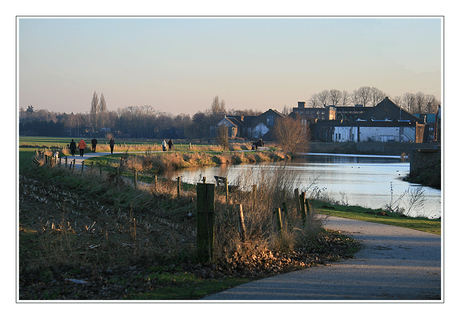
[68,137,176,156]
[68,137,115,157]
[162,139,174,151]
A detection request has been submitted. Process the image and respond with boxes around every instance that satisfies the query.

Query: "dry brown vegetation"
[19,149,359,300]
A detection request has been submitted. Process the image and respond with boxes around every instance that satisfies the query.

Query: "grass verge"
[312,200,441,235]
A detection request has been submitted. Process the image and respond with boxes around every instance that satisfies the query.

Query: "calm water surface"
[173,154,442,219]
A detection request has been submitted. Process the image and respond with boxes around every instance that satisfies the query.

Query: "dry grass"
[213,165,323,260]
[25,149,319,270]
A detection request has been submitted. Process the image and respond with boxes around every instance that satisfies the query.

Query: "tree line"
[308,86,440,114]
[19,88,440,139]
[19,95,262,139]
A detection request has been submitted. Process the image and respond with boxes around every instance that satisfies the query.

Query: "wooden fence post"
[237,204,247,242]
[275,207,283,235]
[177,176,181,196]
[300,192,307,226]
[196,183,215,263]
[294,188,301,215]
[72,159,76,171]
[225,178,229,203]
[81,161,85,174]
[65,156,68,168]
[282,201,291,230]
[306,198,311,216]
[134,169,138,189]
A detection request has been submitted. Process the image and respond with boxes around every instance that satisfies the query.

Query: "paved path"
[203,216,441,301]
[63,152,121,168]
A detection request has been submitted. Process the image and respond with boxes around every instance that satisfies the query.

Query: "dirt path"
[203,215,441,300]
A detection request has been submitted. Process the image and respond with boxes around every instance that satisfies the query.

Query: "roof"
[260,108,285,118]
[358,97,420,122]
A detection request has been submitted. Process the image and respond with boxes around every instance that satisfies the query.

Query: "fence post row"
[196,182,215,263]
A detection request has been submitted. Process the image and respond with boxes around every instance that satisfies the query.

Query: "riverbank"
[308,141,440,156]
[19,147,442,300]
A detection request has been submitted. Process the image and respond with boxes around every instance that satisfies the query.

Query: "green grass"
[127,271,250,300]
[313,200,441,235]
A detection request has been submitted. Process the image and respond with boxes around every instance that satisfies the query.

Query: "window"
[267,115,274,126]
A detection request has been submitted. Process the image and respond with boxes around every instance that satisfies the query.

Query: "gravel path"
[203,215,442,301]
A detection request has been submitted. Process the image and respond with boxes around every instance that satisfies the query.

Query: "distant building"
[213,97,432,143]
[335,105,370,121]
[292,101,336,121]
[213,109,284,140]
[327,97,426,143]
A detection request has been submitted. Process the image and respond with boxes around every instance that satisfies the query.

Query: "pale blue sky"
[18,17,442,115]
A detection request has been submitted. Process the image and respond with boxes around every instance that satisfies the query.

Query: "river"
[172,153,442,219]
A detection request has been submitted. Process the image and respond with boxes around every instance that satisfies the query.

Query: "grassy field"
[19,136,441,235]
[18,136,441,300]
[19,136,253,153]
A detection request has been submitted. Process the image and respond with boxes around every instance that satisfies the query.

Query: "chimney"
[298,101,305,108]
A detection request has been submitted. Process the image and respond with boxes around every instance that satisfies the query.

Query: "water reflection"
[173,154,441,219]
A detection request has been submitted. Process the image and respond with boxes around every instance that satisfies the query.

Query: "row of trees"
[308,87,440,114]
[19,95,261,139]
[20,87,440,138]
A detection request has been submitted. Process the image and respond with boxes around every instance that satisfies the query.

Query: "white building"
[332,124,416,142]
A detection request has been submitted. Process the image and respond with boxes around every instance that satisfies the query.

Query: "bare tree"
[308,94,320,108]
[211,95,226,115]
[393,95,403,107]
[329,89,342,106]
[215,125,229,150]
[273,116,309,155]
[90,91,99,131]
[415,92,426,114]
[98,93,107,128]
[282,105,292,115]
[402,92,416,112]
[370,87,385,106]
[341,90,350,106]
[351,89,360,106]
[317,90,330,107]
[425,95,439,113]
[357,86,371,107]
[98,93,107,113]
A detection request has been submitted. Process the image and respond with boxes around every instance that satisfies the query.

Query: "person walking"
[78,138,87,157]
[91,137,98,153]
[167,139,174,150]
[69,139,76,156]
[109,137,115,154]
[162,139,167,151]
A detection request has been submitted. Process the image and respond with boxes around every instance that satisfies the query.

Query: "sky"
[18,17,442,115]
